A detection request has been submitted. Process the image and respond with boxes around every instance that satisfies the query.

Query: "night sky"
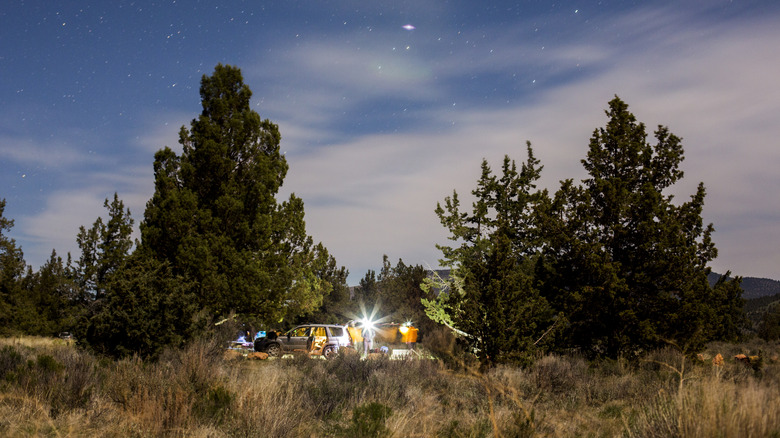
[2,1,779,284]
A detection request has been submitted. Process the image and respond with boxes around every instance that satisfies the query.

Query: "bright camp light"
[399,325,409,334]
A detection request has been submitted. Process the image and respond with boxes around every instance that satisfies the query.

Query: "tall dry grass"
[0,336,778,437]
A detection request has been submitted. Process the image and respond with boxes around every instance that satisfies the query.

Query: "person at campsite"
[362,324,375,356]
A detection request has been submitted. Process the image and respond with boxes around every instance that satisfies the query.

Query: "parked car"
[254,324,353,359]
[58,332,73,340]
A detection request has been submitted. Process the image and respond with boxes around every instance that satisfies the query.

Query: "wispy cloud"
[133,111,193,154]
[8,3,780,284]
[269,5,780,281]
[0,136,104,169]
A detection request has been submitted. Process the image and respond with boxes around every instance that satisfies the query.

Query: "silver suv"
[254,324,353,359]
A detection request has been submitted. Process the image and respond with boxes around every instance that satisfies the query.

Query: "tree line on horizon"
[0,64,774,364]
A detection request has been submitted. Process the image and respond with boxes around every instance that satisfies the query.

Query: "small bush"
[501,410,536,438]
[0,345,25,383]
[49,349,96,414]
[304,365,353,418]
[421,326,475,369]
[35,354,64,373]
[630,375,780,438]
[194,384,234,425]
[437,419,491,438]
[336,401,392,438]
[532,354,587,395]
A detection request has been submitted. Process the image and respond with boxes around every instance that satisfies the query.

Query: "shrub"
[194,384,234,425]
[0,345,25,383]
[337,401,393,438]
[532,354,587,395]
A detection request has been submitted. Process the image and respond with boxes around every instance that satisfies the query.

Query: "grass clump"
[333,401,393,438]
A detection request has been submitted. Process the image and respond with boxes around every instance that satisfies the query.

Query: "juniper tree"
[84,252,194,358]
[427,144,554,366]
[17,250,79,336]
[75,193,134,301]
[0,199,26,334]
[377,256,431,332]
[538,96,744,357]
[140,64,334,324]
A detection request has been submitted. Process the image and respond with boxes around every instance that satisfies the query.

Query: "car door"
[326,326,346,347]
[310,326,328,352]
[285,326,311,351]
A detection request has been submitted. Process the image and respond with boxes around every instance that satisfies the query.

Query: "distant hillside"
[426,271,780,300]
[418,269,779,303]
[421,270,780,301]
[708,272,780,300]
[745,292,780,314]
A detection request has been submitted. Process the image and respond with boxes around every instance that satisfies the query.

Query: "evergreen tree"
[758,301,780,341]
[709,271,747,341]
[1,200,82,337]
[303,244,352,324]
[17,250,79,336]
[539,96,743,357]
[84,253,195,358]
[0,199,27,334]
[140,64,333,324]
[376,256,435,335]
[356,270,380,309]
[427,144,554,366]
[75,193,134,301]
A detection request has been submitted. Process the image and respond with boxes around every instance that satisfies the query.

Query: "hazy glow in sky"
[2,1,779,284]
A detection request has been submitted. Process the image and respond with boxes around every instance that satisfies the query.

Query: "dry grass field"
[0,336,778,437]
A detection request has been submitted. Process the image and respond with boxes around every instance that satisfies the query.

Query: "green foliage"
[0,345,25,382]
[140,64,336,326]
[353,256,435,333]
[0,195,132,340]
[538,96,744,357]
[17,251,80,336]
[377,256,435,333]
[432,143,555,366]
[0,199,27,334]
[76,193,134,301]
[35,354,64,373]
[83,253,196,359]
[708,272,748,341]
[0,202,79,337]
[758,302,780,341]
[430,96,746,362]
[305,246,353,323]
[0,65,346,356]
[337,402,393,438]
[194,384,234,425]
[355,269,379,307]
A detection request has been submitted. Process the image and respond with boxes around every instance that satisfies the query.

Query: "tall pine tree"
[140,64,332,324]
[539,96,743,357]
[0,199,27,334]
[427,144,554,366]
[76,193,134,301]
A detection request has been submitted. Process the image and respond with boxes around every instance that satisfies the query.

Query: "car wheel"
[322,346,338,360]
[265,343,281,357]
